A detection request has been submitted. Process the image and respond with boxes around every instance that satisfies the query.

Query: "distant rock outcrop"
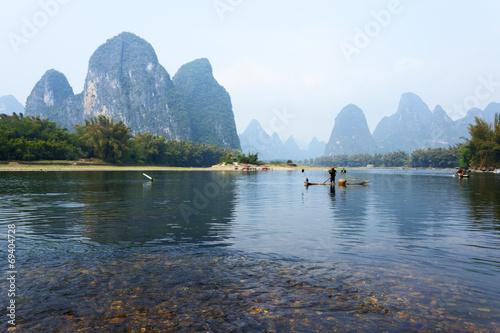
[453,107,482,142]
[324,104,377,156]
[451,104,499,144]
[308,137,327,158]
[26,69,74,110]
[240,93,498,159]
[239,119,280,160]
[321,92,500,156]
[21,32,500,156]
[173,58,240,149]
[25,69,82,130]
[25,32,241,149]
[0,95,24,115]
[371,94,500,153]
[482,102,500,124]
[283,136,302,160]
[83,32,190,140]
[427,105,455,147]
[239,119,326,161]
[372,92,433,153]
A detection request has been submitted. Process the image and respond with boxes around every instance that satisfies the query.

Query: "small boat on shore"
[240,165,258,171]
[494,168,500,174]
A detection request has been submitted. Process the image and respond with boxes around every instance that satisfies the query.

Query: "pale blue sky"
[1,0,500,143]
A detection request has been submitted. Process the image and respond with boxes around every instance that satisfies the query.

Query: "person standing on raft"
[329,167,337,184]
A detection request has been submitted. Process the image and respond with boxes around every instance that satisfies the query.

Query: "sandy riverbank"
[0,162,326,172]
[3,162,486,173]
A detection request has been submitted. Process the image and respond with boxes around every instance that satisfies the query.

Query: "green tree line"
[3,113,497,169]
[315,146,461,168]
[459,115,500,168]
[0,113,81,161]
[314,115,499,169]
[0,114,231,167]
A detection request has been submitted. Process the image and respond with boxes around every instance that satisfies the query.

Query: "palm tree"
[77,115,132,163]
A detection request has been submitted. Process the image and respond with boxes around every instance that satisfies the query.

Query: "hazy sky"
[2,0,500,144]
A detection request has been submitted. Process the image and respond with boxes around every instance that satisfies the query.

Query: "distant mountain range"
[239,119,326,161]
[324,104,377,155]
[240,92,499,160]
[327,92,499,155]
[23,32,240,150]
[369,92,499,154]
[0,95,24,115]
[3,33,498,159]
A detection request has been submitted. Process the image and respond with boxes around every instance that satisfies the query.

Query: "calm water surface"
[0,169,499,332]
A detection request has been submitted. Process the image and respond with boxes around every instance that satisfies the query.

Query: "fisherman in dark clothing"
[329,167,337,184]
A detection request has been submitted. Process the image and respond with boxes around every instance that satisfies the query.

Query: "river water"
[0,169,499,332]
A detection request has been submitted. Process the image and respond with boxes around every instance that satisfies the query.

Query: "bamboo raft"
[304,174,370,186]
[305,181,369,186]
